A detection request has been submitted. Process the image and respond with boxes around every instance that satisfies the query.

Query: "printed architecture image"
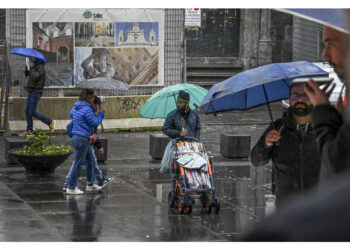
[116,22,158,47]
[75,47,158,86]
[32,22,74,85]
[113,22,159,85]
[75,22,115,47]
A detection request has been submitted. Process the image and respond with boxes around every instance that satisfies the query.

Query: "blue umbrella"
[9,48,47,63]
[278,9,350,34]
[199,61,328,123]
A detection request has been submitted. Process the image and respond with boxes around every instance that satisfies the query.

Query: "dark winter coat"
[244,167,350,241]
[162,109,201,140]
[24,60,46,93]
[311,104,350,181]
[69,100,104,139]
[251,109,321,207]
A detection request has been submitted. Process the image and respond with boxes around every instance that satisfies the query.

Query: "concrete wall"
[8,95,165,132]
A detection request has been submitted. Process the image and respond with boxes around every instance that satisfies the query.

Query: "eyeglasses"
[290,93,309,101]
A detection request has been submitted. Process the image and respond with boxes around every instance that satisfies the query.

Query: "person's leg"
[63,160,75,190]
[90,146,102,181]
[86,148,95,186]
[85,146,102,191]
[91,146,113,188]
[25,93,34,132]
[67,135,89,191]
[31,92,52,126]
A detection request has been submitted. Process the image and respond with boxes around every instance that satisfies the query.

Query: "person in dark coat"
[303,26,350,182]
[251,83,321,207]
[162,90,201,140]
[244,166,350,241]
[19,57,55,136]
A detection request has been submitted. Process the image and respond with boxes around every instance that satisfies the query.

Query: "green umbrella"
[139,83,208,119]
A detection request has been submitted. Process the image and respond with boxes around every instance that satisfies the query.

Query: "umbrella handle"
[262,84,275,130]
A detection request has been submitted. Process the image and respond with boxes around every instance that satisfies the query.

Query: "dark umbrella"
[199,61,328,126]
[9,48,47,63]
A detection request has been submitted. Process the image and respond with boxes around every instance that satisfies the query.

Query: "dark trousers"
[25,92,52,131]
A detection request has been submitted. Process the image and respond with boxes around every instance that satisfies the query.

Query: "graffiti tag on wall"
[118,97,146,114]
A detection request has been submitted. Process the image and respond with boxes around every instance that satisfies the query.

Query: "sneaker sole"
[66,192,84,195]
[101,178,114,189]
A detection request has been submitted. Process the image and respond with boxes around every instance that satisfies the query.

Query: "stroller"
[167,137,220,214]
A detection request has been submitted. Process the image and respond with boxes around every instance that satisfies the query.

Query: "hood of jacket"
[72,100,93,113]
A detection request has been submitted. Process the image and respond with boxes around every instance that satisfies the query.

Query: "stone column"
[258,9,272,66]
[239,9,261,71]
[87,23,91,38]
[239,9,273,70]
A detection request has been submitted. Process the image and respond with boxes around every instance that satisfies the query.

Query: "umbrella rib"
[190,88,204,106]
[163,92,171,118]
[150,96,163,119]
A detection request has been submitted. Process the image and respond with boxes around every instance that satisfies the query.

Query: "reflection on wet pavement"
[0,161,273,241]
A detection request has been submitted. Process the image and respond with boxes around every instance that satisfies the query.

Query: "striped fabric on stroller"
[167,137,220,214]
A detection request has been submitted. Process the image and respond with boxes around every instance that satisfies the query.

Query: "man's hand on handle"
[180,129,188,137]
[265,130,281,147]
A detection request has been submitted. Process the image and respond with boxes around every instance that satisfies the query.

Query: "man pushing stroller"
[162,90,201,140]
[160,90,201,173]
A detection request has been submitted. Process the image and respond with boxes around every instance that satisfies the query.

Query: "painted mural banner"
[27,9,164,87]
[32,22,74,86]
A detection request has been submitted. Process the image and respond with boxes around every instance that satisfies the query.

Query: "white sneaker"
[66,187,84,195]
[86,184,102,192]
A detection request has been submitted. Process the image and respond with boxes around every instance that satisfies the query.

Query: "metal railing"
[0,40,10,131]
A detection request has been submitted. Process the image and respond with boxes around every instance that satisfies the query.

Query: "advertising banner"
[27,9,164,87]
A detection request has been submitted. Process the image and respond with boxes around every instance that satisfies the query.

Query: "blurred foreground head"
[322,26,349,81]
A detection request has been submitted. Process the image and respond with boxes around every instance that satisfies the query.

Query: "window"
[66,28,72,36]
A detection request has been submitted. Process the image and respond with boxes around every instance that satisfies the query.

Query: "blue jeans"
[68,135,95,189]
[25,92,52,131]
[65,145,102,184]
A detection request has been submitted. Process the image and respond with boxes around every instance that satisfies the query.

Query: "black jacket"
[93,127,102,149]
[245,167,350,241]
[251,109,321,207]
[162,109,201,140]
[24,60,46,93]
[311,104,350,181]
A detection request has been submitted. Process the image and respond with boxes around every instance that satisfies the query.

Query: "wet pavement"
[0,103,281,241]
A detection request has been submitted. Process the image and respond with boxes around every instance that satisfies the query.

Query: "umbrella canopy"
[278,8,350,34]
[200,61,328,115]
[76,78,129,91]
[140,83,208,119]
[9,48,47,63]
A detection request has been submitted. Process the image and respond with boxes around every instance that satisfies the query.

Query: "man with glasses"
[251,82,321,207]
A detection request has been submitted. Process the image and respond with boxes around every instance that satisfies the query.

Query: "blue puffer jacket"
[70,100,104,139]
[162,109,201,140]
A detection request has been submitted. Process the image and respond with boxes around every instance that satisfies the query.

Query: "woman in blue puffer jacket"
[66,89,105,195]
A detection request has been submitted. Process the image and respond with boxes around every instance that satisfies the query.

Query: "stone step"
[187,63,243,69]
[186,71,236,77]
